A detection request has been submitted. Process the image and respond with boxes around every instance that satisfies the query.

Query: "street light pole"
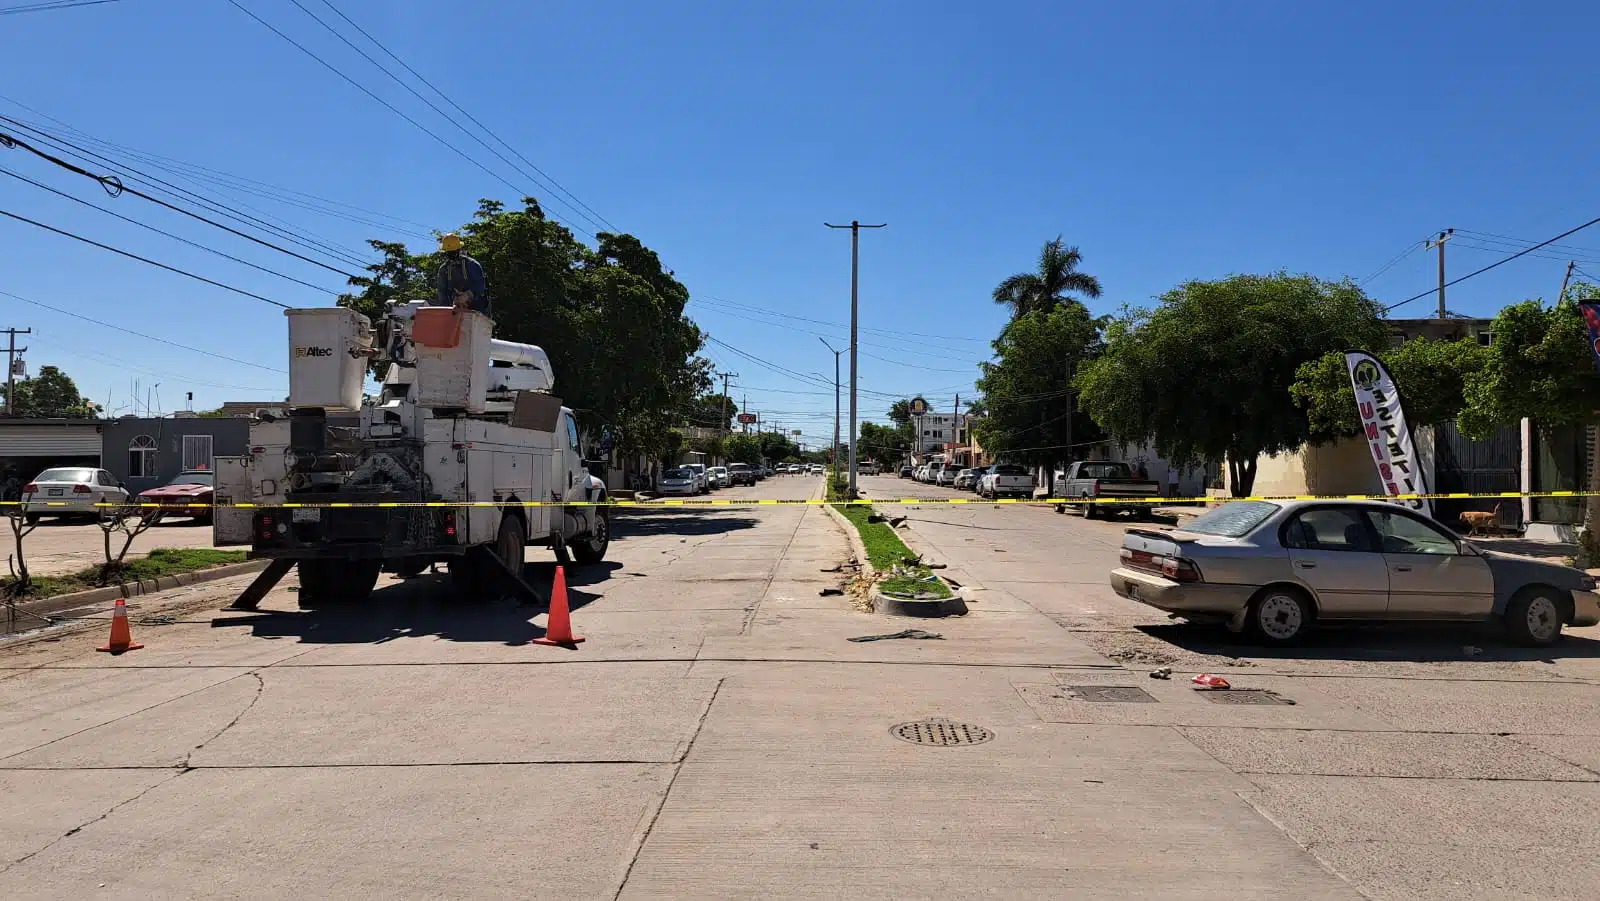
[819,338,842,475]
[825,219,885,496]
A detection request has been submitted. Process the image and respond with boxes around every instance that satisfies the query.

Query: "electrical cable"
[313,0,617,234]
[0,209,290,309]
[226,0,597,242]
[0,288,285,372]
[26,330,281,394]
[284,0,611,236]
[1,166,340,296]
[0,122,369,275]
[1379,214,1600,317]
[1358,238,1426,286]
[0,0,117,15]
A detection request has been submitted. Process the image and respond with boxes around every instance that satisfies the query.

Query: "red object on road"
[532,565,585,648]
[1191,673,1230,690]
[96,598,144,654]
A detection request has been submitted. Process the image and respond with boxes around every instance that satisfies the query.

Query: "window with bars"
[129,435,157,478]
[181,434,214,472]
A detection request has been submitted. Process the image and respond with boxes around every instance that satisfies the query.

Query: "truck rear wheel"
[572,509,610,565]
[296,560,379,609]
[495,513,526,587]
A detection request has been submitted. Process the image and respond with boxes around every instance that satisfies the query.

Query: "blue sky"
[3,1,1599,450]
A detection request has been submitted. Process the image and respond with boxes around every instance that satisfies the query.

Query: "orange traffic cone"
[532,565,584,647]
[96,598,144,654]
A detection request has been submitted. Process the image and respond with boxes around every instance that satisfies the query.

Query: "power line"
[226,0,598,242]
[0,119,371,273]
[0,0,117,15]
[0,209,291,309]
[288,0,615,236]
[1358,237,1427,286]
[1380,214,1600,317]
[1,166,340,296]
[27,330,281,394]
[1456,228,1600,258]
[695,294,990,345]
[0,288,285,373]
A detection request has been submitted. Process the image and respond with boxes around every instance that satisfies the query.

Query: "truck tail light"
[256,512,276,542]
[73,484,92,494]
[440,510,458,539]
[1091,481,1101,496]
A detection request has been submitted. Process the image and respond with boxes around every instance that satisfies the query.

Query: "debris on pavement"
[847,629,944,642]
[818,588,844,596]
[926,562,948,569]
[819,564,843,573]
[943,576,962,588]
[1106,646,1176,666]
[1226,657,1257,668]
[1149,667,1173,680]
[888,515,908,527]
[1191,673,1231,690]
[1462,645,1484,656]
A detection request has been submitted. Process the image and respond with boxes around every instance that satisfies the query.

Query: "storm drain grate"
[1202,690,1292,706]
[1060,685,1158,704]
[890,718,994,747]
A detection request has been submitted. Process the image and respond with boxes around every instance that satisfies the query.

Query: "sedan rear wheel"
[1249,587,1312,644]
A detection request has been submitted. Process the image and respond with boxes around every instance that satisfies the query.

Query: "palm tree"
[992,237,1102,318]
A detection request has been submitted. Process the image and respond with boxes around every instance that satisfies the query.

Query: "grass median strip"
[2,547,249,600]
[833,503,953,600]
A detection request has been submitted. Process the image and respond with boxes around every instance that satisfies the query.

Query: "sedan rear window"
[1182,501,1280,537]
[36,468,95,483]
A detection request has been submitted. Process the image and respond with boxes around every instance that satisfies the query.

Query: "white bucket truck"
[223,302,610,610]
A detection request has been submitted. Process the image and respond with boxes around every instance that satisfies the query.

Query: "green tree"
[858,421,909,461]
[685,393,737,430]
[723,433,763,465]
[341,198,711,472]
[1074,273,1386,496]
[1454,291,1600,560]
[1290,338,1491,444]
[974,304,1105,470]
[0,365,96,418]
[1457,297,1600,439]
[992,237,1102,319]
[658,428,685,467]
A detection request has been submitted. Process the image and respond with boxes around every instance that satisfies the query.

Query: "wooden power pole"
[3,327,30,417]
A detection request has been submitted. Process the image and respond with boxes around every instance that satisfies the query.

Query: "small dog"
[1460,503,1504,537]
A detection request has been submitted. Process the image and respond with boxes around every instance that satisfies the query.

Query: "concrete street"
[1,473,1597,899]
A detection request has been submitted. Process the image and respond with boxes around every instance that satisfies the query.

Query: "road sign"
[909,396,928,416]
[792,430,802,436]
[737,413,757,425]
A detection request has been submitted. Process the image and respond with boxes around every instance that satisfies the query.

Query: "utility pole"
[1558,260,1576,304]
[825,219,886,496]
[1427,229,1454,318]
[741,392,749,434]
[2,328,29,417]
[719,370,738,433]
[953,394,960,465]
[819,338,841,472]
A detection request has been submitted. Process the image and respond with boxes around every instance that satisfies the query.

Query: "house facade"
[914,412,967,455]
[100,415,250,495]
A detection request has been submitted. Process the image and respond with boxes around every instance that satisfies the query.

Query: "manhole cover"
[1202,690,1292,706]
[1061,685,1158,704]
[890,718,994,747]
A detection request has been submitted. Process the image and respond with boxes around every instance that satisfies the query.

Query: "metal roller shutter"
[0,424,102,458]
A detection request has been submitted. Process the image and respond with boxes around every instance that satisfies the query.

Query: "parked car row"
[657,461,788,495]
[14,467,217,525]
[902,462,1037,499]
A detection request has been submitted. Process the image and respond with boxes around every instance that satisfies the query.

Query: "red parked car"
[136,470,215,522]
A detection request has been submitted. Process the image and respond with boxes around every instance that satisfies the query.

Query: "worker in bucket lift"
[434,233,490,318]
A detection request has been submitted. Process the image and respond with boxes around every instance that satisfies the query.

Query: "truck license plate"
[291,508,321,523]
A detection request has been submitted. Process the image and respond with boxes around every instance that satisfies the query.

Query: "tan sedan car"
[1110,499,1600,646]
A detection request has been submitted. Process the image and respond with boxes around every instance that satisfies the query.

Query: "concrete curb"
[820,500,874,579]
[10,560,269,621]
[821,498,964,617]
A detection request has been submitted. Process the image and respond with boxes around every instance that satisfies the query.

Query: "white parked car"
[708,466,730,489]
[680,463,710,494]
[658,467,700,496]
[22,466,129,522]
[935,465,958,486]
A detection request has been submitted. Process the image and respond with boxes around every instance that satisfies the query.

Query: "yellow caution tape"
[0,490,1584,510]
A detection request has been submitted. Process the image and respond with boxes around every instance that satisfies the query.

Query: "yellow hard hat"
[439,233,463,252]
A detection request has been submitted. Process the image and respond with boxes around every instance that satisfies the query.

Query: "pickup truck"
[1053,461,1161,519]
[977,463,1034,499]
